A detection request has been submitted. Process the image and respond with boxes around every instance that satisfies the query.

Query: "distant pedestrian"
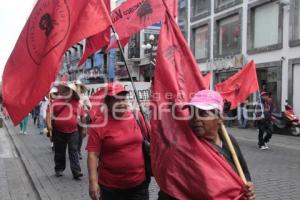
[238,102,248,129]
[39,98,48,135]
[256,91,273,150]
[19,114,29,134]
[223,100,232,127]
[47,82,84,179]
[32,105,40,126]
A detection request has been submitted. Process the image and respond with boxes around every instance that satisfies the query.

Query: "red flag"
[107,0,178,50]
[215,60,259,109]
[3,0,112,125]
[203,72,212,89]
[78,0,111,66]
[150,10,245,199]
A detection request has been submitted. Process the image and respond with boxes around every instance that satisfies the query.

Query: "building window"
[178,0,188,38]
[290,0,300,46]
[295,0,300,39]
[257,66,282,112]
[217,15,241,56]
[254,3,279,48]
[248,1,283,53]
[191,0,209,20]
[128,33,140,59]
[215,0,242,13]
[217,0,234,7]
[193,25,209,60]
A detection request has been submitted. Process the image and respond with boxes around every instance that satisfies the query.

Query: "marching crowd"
[10,81,266,200]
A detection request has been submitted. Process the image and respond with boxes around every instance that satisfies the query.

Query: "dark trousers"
[100,180,149,200]
[78,133,83,156]
[53,130,81,175]
[158,191,177,200]
[258,120,273,147]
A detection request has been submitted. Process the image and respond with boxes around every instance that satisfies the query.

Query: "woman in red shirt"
[87,83,149,200]
[47,83,84,180]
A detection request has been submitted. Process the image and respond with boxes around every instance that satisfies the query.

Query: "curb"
[3,119,61,200]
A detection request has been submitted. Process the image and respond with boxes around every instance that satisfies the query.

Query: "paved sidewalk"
[0,125,38,200]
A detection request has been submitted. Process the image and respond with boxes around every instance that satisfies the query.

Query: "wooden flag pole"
[220,123,247,183]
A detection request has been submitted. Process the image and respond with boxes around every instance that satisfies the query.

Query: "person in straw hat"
[46,82,84,180]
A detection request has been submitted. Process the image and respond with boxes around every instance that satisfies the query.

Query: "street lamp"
[142,34,155,82]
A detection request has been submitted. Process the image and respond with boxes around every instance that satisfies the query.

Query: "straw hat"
[74,80,87,94]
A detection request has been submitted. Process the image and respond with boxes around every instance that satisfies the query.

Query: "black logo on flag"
[137,0,153,23]
[39,13,57,37]
[164,45,178,65]
[26,0,70,65]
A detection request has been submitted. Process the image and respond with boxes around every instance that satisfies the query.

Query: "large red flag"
[108,0,177,49]
[215,60,259,110]
[3,0,112,125]
[108,0,178,49]
[78,0,111,66]
[150,10,245,200]
[79,0,177,56]
[203,72,212,89]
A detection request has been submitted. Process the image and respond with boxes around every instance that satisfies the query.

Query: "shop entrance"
[257,66,281,112]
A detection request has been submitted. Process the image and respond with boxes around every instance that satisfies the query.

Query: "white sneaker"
[264,143,269,149]
[23,132,27,135]
[259,145,267,150]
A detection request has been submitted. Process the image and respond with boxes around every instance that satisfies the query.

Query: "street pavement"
[0,123,38,200]
[3,117,300,200]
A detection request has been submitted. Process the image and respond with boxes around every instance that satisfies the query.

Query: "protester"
[38,97,49,135]
[86,82,149,200]
[19,114,29,134]
[32,104,40,126]
[46,82,84,179]
[256,91,273,150]
[238,102,248,129]
[158,90,255,200]
[223,99,232,127]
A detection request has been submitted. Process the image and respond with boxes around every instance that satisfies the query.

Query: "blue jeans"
[38,115,45,133]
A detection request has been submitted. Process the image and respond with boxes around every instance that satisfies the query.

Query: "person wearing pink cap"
[158,90,255,200]
[86,82,149,200]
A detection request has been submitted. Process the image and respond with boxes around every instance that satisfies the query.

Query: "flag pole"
[220,123,247,183]
[110,25,150,135]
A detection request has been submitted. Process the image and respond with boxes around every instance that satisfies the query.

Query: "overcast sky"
[0,0,37,78]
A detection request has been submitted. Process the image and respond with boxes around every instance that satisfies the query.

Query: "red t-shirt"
[51,98,83,133]
[86,111,146,189]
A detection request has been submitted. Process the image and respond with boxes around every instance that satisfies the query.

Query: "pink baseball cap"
[106,82,128,96]
[184,90,224,112]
